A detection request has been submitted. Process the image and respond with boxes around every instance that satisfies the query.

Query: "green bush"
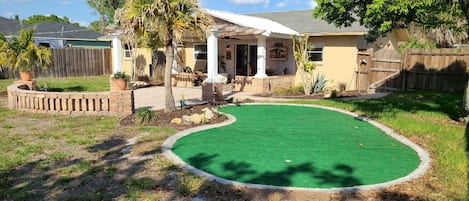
[112,71,130,79]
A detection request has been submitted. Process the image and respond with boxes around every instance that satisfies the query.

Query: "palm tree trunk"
[164,38,176,113]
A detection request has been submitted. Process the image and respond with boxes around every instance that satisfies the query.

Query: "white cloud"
[276,1,287,8]
[307,0,317,8]
[229,0,269,6]
[59,1,71,5]
[2,12,14,18]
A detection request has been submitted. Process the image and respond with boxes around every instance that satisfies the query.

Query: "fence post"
[401,49,408,91]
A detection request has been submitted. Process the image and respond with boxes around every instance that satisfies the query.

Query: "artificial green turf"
[172,105,420,188]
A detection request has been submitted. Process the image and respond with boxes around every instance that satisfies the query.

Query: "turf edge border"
[161,103,431,193]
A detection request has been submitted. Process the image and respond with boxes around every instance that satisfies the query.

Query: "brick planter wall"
[233,75,295,94]
[7,81,134,116]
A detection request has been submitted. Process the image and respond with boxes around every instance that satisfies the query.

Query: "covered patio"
[179,9,300,94]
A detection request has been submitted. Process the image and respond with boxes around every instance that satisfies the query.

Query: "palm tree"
[88,0,124,33]
[0,29,52,75]
[119,0,211,112]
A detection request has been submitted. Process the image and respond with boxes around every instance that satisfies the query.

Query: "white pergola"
[204,9,299,83]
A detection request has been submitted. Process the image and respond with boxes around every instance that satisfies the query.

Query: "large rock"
[202,108,214,120]
[191,113,202,124]
[170,118,182,125]
[182,115,192,124]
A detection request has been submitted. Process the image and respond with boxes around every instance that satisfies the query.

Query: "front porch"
[178,9,299,94]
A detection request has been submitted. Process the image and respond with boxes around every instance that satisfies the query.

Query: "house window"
[124,44,132,59]
[194,44,207,60]
[307,43,324,62]
[39,43,50,48]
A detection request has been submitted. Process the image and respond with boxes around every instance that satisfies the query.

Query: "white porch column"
[111,34,122,73]
[254,35,267,78]
[206,28,219,83]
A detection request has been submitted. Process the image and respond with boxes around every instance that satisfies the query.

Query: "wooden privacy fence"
[402,48,469,92]
[360,48,469,92]
[0,48,112,79]
[43,48,112,78]
[369,48,402,91]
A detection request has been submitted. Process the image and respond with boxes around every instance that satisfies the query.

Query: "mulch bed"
[120,103,227,131]
[257,90,365,99]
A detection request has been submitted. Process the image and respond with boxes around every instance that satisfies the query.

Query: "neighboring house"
[0,17,110,48]
[0,17,21,36]
[117,9,409,93]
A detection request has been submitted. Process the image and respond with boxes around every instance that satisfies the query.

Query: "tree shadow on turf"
[186,153,363,188]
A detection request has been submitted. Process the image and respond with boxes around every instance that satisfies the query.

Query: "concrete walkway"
[134,86,204,110]
[134,86,390,110]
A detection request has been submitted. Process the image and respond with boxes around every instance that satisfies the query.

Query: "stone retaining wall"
[7,81,134,116]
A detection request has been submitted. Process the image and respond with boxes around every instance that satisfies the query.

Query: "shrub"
[312,73,329,94]
[112,71,130,79]
[338,82,347,92]
[136,108,157,125]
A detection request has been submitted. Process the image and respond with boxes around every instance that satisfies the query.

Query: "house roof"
[249,9,368,35]
[0,17,21,36]
[205,9,299,36]
[24,22,103,41]
[0,18,103,41]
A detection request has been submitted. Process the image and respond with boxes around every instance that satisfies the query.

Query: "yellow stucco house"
[119,9,409,94]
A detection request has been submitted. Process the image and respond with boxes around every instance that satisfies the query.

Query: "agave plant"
[312,73,329,94]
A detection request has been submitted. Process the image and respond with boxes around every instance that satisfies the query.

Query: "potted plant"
[0,29,52,81]
[111,71,130,90]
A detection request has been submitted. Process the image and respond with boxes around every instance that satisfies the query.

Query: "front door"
[236,44,257,76]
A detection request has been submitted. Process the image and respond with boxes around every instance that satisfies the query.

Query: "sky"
[0,0,317,27]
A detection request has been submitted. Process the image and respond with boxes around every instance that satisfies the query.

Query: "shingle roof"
[0,18,102,40]
[0,17,21,36]
[249,9,368,35]
[206,9,299,36]
[24,22,103,40]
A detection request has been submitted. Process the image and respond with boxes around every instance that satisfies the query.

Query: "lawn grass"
[0,76,110,94]
[35,76,110,92]
[0,79,12,94]
[0,88,466,200]
[287,91,467,200]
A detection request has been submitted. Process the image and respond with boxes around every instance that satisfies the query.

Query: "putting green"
[172,105,420,188]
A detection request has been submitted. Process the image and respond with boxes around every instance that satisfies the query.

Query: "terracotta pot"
[20,71,33,81]
[111,78,128,90]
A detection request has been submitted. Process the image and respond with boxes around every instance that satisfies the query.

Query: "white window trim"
[123,44,133,60]
[307,42,324,63]
[194,44,207,61]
